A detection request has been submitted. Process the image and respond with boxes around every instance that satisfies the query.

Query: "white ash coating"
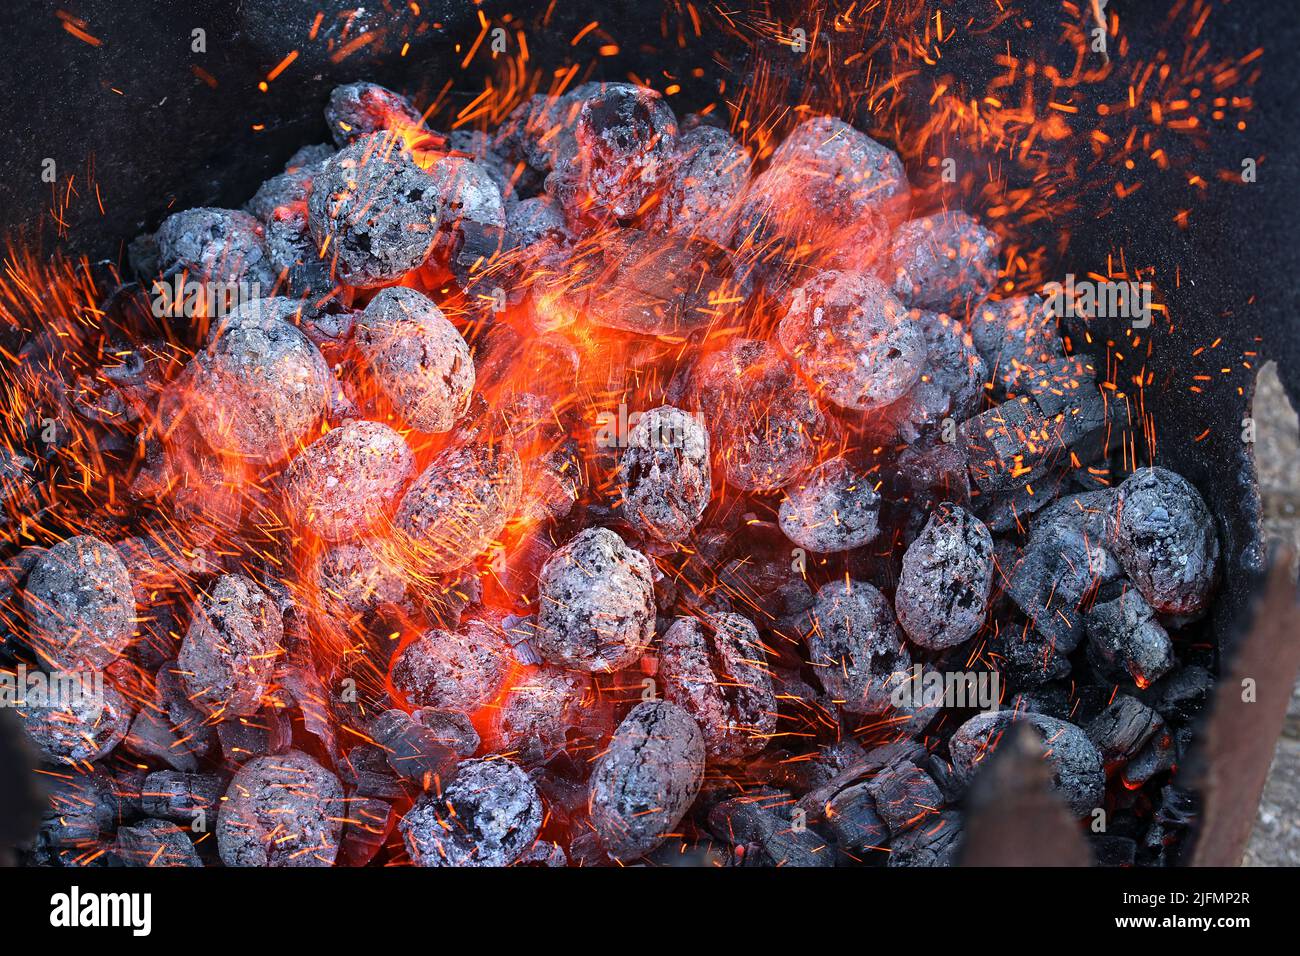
[881,310,988,442]
[949,711,1104,818]
[807,578,912,715]
[507,196,568,248]
[589,700,705,861]
[888,212,1000,315]
[779,271,926,411]
[155,206,275,286]
[356,287,474,434]
[393,439,522,574]
[400,757,542,867]
[177,573,283,716]
[486,664,592,765]
[644,125,751,245]
[216,749,343,866]
[659,613,776,762]
[768,115,908,207]
[24,535,134,671]
[535,527,655,673]
[324,82,428,148]
[19,681,131,765]
[778,457,880,553]
[968,294,1065,395]
[185,298,330,462]
[425,155,506,230]
[312,537,409,615]
[307,132,440,287]
[895,504,994,650]
[1113,467,1220,617]
[390,619,512,712]
[282,419,414,541]
[618,405,711,542]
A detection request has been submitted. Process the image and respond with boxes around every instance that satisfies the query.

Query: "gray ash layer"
[644,125,751,244]
[155,207,275,287]
[216,749,343,866]
[778,456,881,553]
[312,538,409,615]
[895,503,994,650]
[888,212,1000,316]
[19,682,131,765]
[400,758,542,867]
[23,535,134,671]
[390,620,512,712]
[618,405,711,542]
[806,579,911,715]
[486,665,591,765]
[177,573,283,716]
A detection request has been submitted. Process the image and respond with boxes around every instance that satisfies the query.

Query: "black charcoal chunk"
[483,666,589,765]
[19,681,131,765]
[887,809,964,867]
[644,125,751,245]
[140,770,223,824]
[1086,694,1164,765]
[1139,665,1213,724]
[400,758,542,867]
[968,295,1065,396]
[369,708,459,788]
[1086,589,1176,688]
[710,795,834,867]
[116,819,203,867]
[882,310,987,442]
[824,782,889,856]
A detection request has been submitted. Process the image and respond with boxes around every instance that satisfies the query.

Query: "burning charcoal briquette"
[307,132,440,286]
[357,287,474,433]
[968,295,1066,396]
[779,271,925,411]
[895,503,994,650]
[659,613,776,761]
[644,125,751,245]
[312,537,409,615]
[618,405,711,542]
[778,457,880,553]
[887,212,1000,316]
[184,298,330,462]
[155,207,275,286]
[948,711,1104,817]
[426,155,506,237]
[177,573,283,716]
[116,819,203,867]
[882,310,988,442]
[1112,467,1220,617]
[824,782,889,856]
[1086,588,1176,688]
[589,700,705,860]
[806,579,911,715]
[506,196,568,248]
[324,82,430,147]
[369,709,459,786]
[216,749,343,866]
[400,757,542,867]
[19,681,131,765]
[393,438,522,573]
[413,708,481,756]
[535,528,655,672]
[245,155,325,223]
[23,535,134,670]
[391,619,512,712]
[1086,694,1164,765]
[485,665,591,765]
[140,770,223,823]
[282,419,414,541]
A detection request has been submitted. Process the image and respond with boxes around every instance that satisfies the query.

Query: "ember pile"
[1,79,1223,867]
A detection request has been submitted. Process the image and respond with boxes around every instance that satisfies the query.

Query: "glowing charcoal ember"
[139,770,223,823]
[769,115,909,208]
[23,535,134,671]
[312,538,409,615]
[399,758,542,867]
[115,819,203,867]
[778,272,925,411]
[392,439,522,574]
[338,796,394,867]
[692,339,824,492]
[506,195,568,248]
[244,158,325,223]
[155,206,276,287]
[519,438,584,524]
[1086,694,1165,765]
[805,578,912,716]
[618,405,711,542]
[266,205,333,296]
[484,664,592,765]
[968,294,1067,396]
[879,310,987,442]
[644,125,752,245]
[281,420,414,542]
[356,287,474,434]
[216,749,344,867]
[778,456,880,553]
[1112,467,1220,617]
[18,681,131,765]
[1086,588,1177,688]
[426,155,506,231]
[498,90,587,175]
[957,396,1054,494]
[390,619,513,711]
[888,212,1000,316]
[895,503,994,650]
[324,82,431,148]
[184,299,330,462]
[589,700,705,860]
[949,711,1104,818]
[307,132,440,287]
[177,573,283,717]
[534,528,655,673]
[658,613,776,762]
[368,709,460,786]
[411,708,481,757]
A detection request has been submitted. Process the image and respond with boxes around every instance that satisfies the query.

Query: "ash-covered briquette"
[393,438,522,574]
[140,770,223,822]
[484,664,591,765]
[778,456,881,553]
[779,271,925,412]
[589,700,705,860]
[116,819,203,867]
[659,613,777,762]
[968,294,1066,396]
[1086,694,1165,765]
[1112,467,1220,617]
[19,682,131,765]
[155,207,276,287]
[806,578,912,716]
[307,132,440,287]
[644,125,751,245]
[948,711,1104,818]
[888,212,1000,316]
[692,338,825,492]
[390,619,512,712]
[281,419,414,542]
[770,116,909,207]
[23,535,134,671]
[356,287,474,434]
[312,537,409,615]
[177,573,283,717]
[412,707,481,757]
[399,758,542,867]
[882,310,988,442]
[895,503,994,650]
[534,527,655,673]
[618,404,711,542]
[184,298,331,463]
[1086,588,1176,688]
[506,196,568,248]
[324,82,430,148]
[216,749,343,867]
